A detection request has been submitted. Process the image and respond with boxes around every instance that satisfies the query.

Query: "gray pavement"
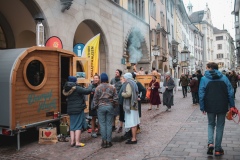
[1,89,240,160]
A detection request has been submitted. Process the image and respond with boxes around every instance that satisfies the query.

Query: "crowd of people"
[62,68,149,148]
[62,62,238,157]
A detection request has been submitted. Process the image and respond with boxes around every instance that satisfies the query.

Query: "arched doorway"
[164,64,168,73]
[73,19,108,73]
[124,27,149,72]
[0,0,48,49]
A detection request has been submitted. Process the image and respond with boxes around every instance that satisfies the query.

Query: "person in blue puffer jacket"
[199,62,235,156]
[63,76,93,148]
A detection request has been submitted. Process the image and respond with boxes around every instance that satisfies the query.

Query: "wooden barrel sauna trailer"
[0,47,91,149]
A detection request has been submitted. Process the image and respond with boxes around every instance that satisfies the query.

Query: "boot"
[106,141,113,148]
[101,140,107,148]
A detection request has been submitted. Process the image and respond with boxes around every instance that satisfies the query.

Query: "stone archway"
[73,19,108,73]
[0,0,48,49]
[124,27,149,72]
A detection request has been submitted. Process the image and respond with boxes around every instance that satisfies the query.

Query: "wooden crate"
[136,75,160,89]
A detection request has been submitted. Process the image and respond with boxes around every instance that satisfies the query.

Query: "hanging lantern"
[35,18,44,47]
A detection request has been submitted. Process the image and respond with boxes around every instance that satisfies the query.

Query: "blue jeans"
[207,113,226,151]
[97,105,114,142]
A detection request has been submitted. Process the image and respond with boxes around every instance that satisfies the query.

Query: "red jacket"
[189,78,198,92]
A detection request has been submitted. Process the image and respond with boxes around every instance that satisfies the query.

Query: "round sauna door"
[23,57,48,90]
[26,60,44,86]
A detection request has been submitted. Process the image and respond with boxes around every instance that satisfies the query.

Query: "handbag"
[226,107,240,124]
[146,89,151,100]
[39,123,58,144]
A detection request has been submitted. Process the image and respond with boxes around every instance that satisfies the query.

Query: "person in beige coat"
[122,73,140,144]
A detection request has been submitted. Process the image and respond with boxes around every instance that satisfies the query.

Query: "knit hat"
[100,73,108,82]
[123,72,133,80]
[68,76,77,82]
[117,69,122,76]
[131,72,136,79]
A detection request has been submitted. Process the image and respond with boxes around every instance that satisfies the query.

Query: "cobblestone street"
[1,89,240,160]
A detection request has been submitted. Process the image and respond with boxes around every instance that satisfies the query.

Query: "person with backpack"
[199,62,235,156]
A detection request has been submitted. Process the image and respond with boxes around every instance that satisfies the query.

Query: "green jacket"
[179,75,188,86]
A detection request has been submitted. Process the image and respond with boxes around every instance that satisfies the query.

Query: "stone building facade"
[0,0,150,78]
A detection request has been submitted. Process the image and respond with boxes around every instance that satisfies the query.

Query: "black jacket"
[63,82,92,115]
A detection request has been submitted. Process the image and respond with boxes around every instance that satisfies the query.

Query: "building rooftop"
[189,10,204,23]
[213,27,228,34]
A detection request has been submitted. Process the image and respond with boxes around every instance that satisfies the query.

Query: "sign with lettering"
[27,89,57,112]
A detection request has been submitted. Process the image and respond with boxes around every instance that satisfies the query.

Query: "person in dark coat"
[179,73,188,98]
[110,69,122,132]
[132,72,146,133]
[89,74,100,138]
[196,70,203,86]
[229,70,238,99]
[148,75,161,110]
[62,76,93,147]
[189,74,199,105]
[163,72,175,111]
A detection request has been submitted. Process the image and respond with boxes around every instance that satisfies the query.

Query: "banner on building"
[82,34,100,78]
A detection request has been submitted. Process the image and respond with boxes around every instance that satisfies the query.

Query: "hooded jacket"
[199,69,235,113]
[189,77,198,92]
[63,82,92,115]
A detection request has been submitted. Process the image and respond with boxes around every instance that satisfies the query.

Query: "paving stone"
[1,90,240,159]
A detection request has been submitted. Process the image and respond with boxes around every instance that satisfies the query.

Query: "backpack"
[238,75,240,80]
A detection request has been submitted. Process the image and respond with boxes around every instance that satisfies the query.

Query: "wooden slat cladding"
[14,51,60,128]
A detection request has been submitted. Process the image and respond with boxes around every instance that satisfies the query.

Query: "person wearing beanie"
[62,76,93,148]
[121,72,140,144]
[110,69,123,132]
[93,73,118,148]
[189,74,199,105]
[100,72,109,82]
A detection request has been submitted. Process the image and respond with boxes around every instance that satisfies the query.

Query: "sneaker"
[117,127,123,133]
[207,144,214,155]
[215,148,224,156]
[168,109,171,112]
[166,108,169,111]
[106,142,113,148]
[125,140,137,144]
[101,140,107,148]
[91,132,97,138]
[112,126,116,132]
[97,131,101,136]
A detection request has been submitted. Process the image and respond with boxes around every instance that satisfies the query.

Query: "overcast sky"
[183,0,235,39]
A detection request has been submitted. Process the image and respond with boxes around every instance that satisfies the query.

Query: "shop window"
[23,57,47,90]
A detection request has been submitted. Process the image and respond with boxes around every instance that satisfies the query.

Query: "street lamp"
[152,45,160,69]
[181,46,190,62]
[180,46,190,74]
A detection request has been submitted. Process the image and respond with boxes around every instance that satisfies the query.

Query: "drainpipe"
[148,0,152,72]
